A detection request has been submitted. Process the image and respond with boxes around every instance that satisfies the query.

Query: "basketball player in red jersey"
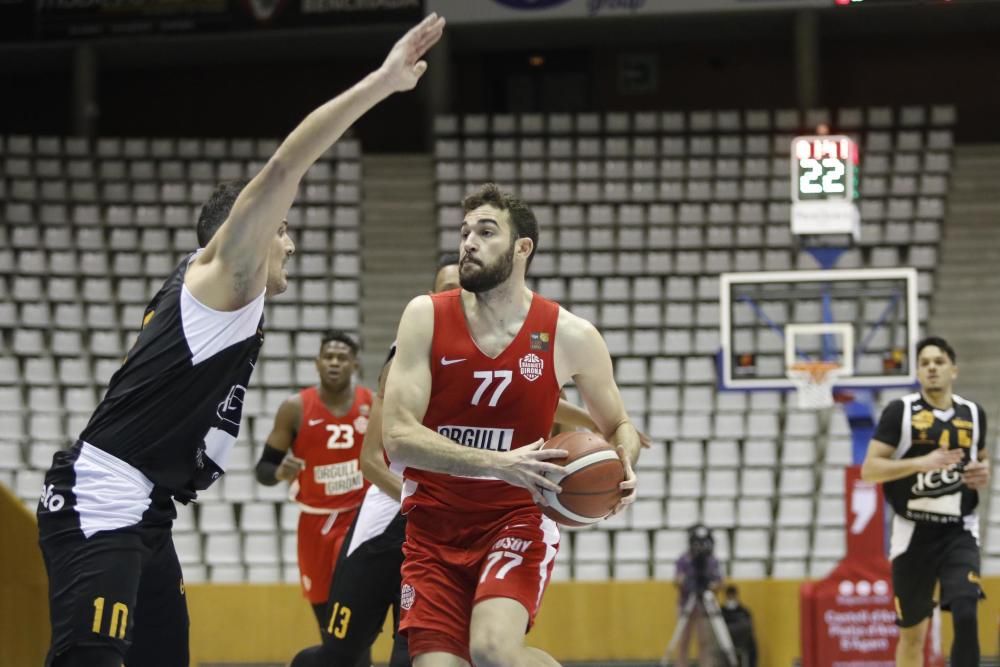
[256,330,372,627]
[382,183,641,667]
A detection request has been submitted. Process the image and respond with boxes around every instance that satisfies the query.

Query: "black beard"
[460,245,514,293]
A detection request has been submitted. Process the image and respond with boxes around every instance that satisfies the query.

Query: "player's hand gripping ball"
[537,431,625,526]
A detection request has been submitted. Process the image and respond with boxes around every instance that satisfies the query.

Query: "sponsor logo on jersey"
[530,331,550,351]
[308,418,324,427]
[217,384,247,428]
[969,571,981,585]
[353,415,369,435]
[441,356,467,366]
[39,483,65,512]
[912,409,935,432]
[360,404,370,417]
[519,353,544,382]
[142,310,155,328]
[313,460,364,495]
[400,583,415,610]
[438,425,514,452]
[911,467,963,496]
[492,536,533,554]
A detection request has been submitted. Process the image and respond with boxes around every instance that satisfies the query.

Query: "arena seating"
[0,103,958,583]
[0,134,362,584]
[432,105,953,581]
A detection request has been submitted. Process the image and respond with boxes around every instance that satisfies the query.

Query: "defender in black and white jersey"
[861,336,989,667]
[35,16,446,667]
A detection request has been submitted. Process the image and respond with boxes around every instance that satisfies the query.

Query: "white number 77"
[471,370,512,407]
[480,550,524,583]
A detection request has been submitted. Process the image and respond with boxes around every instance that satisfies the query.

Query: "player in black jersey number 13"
[861,336,989,667]
[34,15,446,667]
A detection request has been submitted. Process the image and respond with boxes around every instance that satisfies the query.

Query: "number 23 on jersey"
[325,424,355,449]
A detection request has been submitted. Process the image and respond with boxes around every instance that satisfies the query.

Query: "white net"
[787,362,844,410]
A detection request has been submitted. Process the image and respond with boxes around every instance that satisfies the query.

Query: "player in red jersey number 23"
[382,183,641,667]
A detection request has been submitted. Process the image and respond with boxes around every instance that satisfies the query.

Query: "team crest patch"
[353,415,369,435]
[400,583,415,610]
[530,332,551,351]
[912,410,935,432]
[519,353,543,382]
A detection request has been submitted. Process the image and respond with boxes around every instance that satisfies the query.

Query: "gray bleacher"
[433,105,954,582]
[0,133,362,584]
[1,102,959,583]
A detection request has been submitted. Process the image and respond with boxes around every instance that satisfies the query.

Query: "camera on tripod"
[688,523,716,597]
[661,524,739,667]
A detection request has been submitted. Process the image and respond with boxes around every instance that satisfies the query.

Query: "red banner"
[800,466,942,666]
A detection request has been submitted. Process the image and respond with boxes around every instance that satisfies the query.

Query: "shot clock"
[790,134,861,242]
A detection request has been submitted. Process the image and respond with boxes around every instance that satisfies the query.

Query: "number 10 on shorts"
[91,597,128,639]
[479,551,523,583]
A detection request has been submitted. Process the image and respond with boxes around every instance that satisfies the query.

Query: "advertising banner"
[2,0,423,40]
[426,0,830,24]
[799,466,943,666]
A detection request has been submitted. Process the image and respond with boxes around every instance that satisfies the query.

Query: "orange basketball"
[538,431,625,527]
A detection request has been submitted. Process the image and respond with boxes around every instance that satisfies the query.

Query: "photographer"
[661,524,724,667]
[721,585,758,667]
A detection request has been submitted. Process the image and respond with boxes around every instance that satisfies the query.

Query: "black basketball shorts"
[891,522,984,628]
[321,509,407,660]
[37,441,189,667]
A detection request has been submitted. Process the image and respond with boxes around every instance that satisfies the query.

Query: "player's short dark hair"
[917,336,956,363]
[725,585,739,597]
[197,179,249,247]
[462,183,539,269]
[437,252,460,271]
[319,330,359,357]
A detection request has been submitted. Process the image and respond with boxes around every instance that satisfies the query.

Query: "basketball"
[538,431,625,527]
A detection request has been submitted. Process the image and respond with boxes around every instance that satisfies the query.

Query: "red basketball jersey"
[401,289,562,515]
[292,385,372,511]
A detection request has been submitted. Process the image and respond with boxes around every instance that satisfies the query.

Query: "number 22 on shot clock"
[791,135,859,203]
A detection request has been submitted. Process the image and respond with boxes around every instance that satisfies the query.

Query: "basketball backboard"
[718,268,919,391]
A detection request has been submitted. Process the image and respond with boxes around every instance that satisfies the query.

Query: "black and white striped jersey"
[79,251,264,500]
[875,392,987,526]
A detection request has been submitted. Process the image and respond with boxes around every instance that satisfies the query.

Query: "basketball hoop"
[787,361,845,410]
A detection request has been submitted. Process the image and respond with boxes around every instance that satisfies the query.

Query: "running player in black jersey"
[861,336,989,667]
[35,16,445,667]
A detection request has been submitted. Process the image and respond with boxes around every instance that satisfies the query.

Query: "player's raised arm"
[381,296,565,504]
[187,14,446,309]
[554,308,641,511]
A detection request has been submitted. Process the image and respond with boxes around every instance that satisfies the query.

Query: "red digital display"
[793,137,859,165]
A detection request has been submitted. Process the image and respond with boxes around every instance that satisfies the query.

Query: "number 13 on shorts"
[479,551,523,583]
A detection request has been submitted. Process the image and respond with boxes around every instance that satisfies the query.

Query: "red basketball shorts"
[296,506,360,604]
[399,505,560,662]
